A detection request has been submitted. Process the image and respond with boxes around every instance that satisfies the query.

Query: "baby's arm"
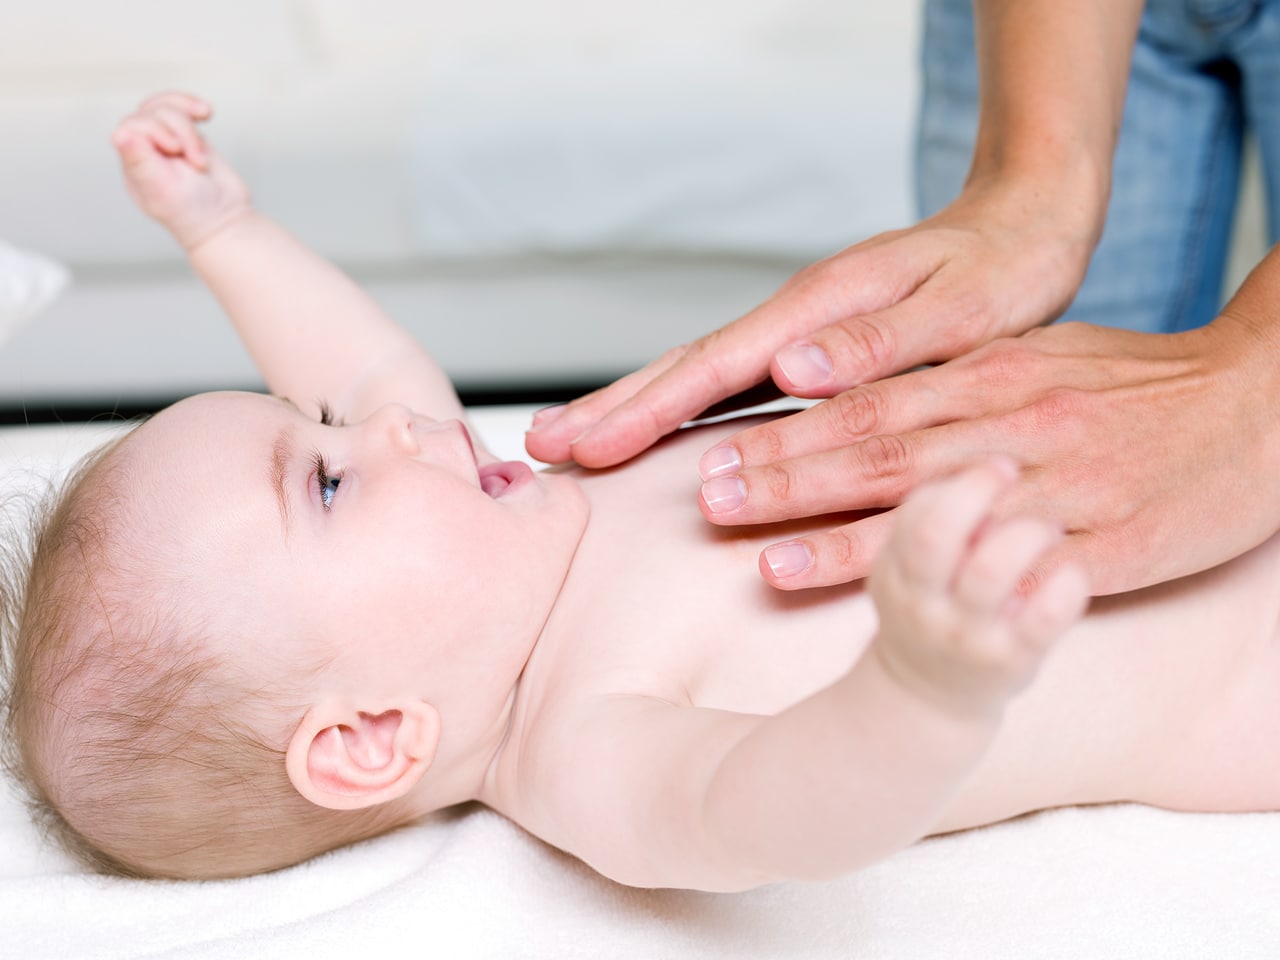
[532,462,1089,890]
[112,93,465,429]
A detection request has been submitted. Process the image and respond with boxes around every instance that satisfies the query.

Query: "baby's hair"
[1,425,410,879]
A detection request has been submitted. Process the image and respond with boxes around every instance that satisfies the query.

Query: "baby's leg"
[869,458,1091,719]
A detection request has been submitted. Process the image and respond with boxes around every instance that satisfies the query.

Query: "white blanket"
[3,411,1278,959]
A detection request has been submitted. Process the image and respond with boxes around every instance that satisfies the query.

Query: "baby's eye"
[310,451,342,511]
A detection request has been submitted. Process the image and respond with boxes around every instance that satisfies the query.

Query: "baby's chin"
[531,470,592,550]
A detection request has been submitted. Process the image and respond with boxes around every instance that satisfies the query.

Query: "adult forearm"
[969,0,1144,242]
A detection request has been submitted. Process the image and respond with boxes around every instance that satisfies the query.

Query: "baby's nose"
[367,403,422,455]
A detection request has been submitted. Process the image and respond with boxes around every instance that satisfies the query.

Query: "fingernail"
[763,542,813,579]
[698,444,742,480]
[775,342,834,389]
[701,476,747,514]
[528,403,567,433]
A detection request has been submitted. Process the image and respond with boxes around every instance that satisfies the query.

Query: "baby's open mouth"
[478,461,533,498]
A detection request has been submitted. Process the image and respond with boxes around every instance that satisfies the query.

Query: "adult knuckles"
[683,330,760,393]
[966,337,1044,391]
[825,318,898,381]
[738,420,791,466]
[691,338,749,399]
[755,461,800,506]
[814,527,870,579]
[852,434,915,487]
[823,386,889,443]
[1019,386,1090,434]
[651,342,694,375]
[786,254,843,294]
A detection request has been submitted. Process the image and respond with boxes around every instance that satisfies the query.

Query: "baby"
[3,93,1279,889]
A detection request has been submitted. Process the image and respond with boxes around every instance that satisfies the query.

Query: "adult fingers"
[767,249,996,397]
[528,298,818,466]
[757,511,896,590]
[756,459,1020,592]
[527,243,927,467]
[698,367,966,480]
[524,346,688,463]
[698,412,1020,527]
[769,307,910,398]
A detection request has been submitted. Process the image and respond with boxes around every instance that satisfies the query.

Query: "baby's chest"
[563,478,875,716]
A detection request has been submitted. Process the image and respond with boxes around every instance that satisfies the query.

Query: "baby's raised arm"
[113,93,466,429]
[529,463,1088,890]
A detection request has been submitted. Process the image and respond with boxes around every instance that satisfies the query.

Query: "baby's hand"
[111,92,251,250]
[868,459,1090,719]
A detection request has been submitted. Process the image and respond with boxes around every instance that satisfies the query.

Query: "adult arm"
[525,0,1145,468]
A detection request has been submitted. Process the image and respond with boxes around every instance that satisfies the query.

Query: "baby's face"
[124,391,588,701]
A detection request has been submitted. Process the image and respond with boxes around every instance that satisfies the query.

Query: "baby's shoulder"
[490,682,756,885]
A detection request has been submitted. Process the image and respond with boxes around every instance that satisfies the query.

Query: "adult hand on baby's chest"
[696,317,1280,596]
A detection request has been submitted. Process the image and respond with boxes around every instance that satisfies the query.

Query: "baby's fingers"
[150,104,210,169]
[114,92,212,167]
[953,515,1064,616]
[1012,561,1089,649]
[139,91,212,122]
[755,512,893,589]
[111,115,182,163]
[886,458,1020,593]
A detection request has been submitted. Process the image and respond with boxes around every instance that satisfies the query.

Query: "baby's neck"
[407,545,584,818]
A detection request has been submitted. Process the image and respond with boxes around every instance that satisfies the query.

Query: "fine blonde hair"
[1,426,409,879]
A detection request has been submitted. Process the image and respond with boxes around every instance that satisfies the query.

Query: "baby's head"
[1,391,587,878]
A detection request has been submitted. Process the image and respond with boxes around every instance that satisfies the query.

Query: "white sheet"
[3,410,1279,958]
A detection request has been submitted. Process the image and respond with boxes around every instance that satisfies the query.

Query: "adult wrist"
[964,140,1111,251]
[1208,261,1280,486]
[940,162,1106,326]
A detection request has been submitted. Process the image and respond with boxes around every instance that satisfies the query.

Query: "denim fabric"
[916,0,1278,333]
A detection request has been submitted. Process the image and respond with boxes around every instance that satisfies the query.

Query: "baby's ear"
[285,699,441,810]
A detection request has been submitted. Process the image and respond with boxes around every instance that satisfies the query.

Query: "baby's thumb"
[111,130,153,170]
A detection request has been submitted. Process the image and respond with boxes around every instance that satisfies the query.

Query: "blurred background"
[0,0,1266,420]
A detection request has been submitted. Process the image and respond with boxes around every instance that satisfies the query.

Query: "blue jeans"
[916,0,1280,333]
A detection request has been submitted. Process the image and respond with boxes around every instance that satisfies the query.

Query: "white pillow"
[0,242,70,348]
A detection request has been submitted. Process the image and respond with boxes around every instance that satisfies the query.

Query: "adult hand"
[693,296,1280,596]
[525,178,1098,468]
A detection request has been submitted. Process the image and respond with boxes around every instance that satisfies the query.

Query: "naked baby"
[4,94,1279,890]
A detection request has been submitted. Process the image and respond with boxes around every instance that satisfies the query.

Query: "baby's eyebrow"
[269,425,295,539]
